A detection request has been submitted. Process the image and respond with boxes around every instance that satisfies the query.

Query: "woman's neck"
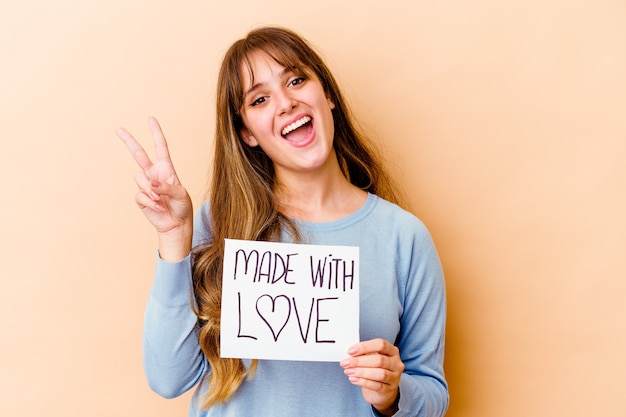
[274,162,367,223]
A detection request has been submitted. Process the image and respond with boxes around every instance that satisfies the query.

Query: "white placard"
[220,238,359,362]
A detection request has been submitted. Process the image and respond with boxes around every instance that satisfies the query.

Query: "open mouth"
[281,116,312,140]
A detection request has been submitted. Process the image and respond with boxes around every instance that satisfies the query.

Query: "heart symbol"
[256,294,291,342]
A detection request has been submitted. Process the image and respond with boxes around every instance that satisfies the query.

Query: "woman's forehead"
[240,50,309,87]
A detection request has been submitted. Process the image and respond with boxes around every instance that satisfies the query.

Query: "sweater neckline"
[293,193,377,232]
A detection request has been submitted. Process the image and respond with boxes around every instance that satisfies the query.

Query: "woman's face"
[238,50,336,182]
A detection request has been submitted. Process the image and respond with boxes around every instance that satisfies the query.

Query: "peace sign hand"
[117,117,193,261]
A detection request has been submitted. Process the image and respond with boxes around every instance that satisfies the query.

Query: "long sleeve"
[142,206,213,399]
[393,221,449,417]
[142,254,208,398]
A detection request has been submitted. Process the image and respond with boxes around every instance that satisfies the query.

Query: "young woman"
[117,26,448,417]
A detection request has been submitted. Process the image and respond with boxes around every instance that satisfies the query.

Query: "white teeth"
[281,116,311,136]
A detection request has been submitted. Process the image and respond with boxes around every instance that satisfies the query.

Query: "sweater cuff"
[151,250,194,307]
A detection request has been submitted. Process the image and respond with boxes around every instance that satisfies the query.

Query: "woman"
[117,26,448,417]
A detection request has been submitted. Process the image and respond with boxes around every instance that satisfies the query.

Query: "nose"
[275,87,296,115]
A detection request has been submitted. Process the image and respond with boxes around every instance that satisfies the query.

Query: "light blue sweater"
[143,193,449,416]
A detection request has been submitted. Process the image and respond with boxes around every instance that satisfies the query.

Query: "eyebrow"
[243,67,294,99]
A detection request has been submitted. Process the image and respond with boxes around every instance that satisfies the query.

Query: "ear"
[240,126,259,147]
[326,94,335,110]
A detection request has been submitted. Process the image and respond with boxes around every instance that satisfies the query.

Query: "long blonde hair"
[191,26,404,409]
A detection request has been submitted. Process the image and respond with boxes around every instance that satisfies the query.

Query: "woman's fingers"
[133,172,162,211]
[117,117,175,176]
[343,353,395,371]
[340,339,403,414]
[349,338,397,357]
[116,127,154,172]
[135,190,163,212]
[341,338,404,384]
[344,366,393,384]
[133,172,190,212]
[133,171,159,199]
[148,117,174,164]
[341,357,402,386]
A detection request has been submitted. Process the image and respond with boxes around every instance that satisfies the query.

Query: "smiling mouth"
[281,116,312,137]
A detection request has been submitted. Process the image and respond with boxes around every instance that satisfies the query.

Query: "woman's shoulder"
[366,194,437,248]
[370,194,428,229]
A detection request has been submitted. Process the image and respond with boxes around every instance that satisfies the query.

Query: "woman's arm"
[118,118,207,397]
[393,226,449,417]
[142,252,208,397]
[341,221,449,417]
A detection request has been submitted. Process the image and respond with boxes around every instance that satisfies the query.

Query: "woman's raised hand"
[117,117,193,261]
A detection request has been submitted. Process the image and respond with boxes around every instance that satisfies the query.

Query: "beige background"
[1,1,625,416]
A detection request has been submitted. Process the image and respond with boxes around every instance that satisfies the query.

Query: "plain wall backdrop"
[1,1,625,416]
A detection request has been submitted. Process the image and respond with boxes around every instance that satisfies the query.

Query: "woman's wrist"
[157,223,192,262]
[373,390,400,417]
